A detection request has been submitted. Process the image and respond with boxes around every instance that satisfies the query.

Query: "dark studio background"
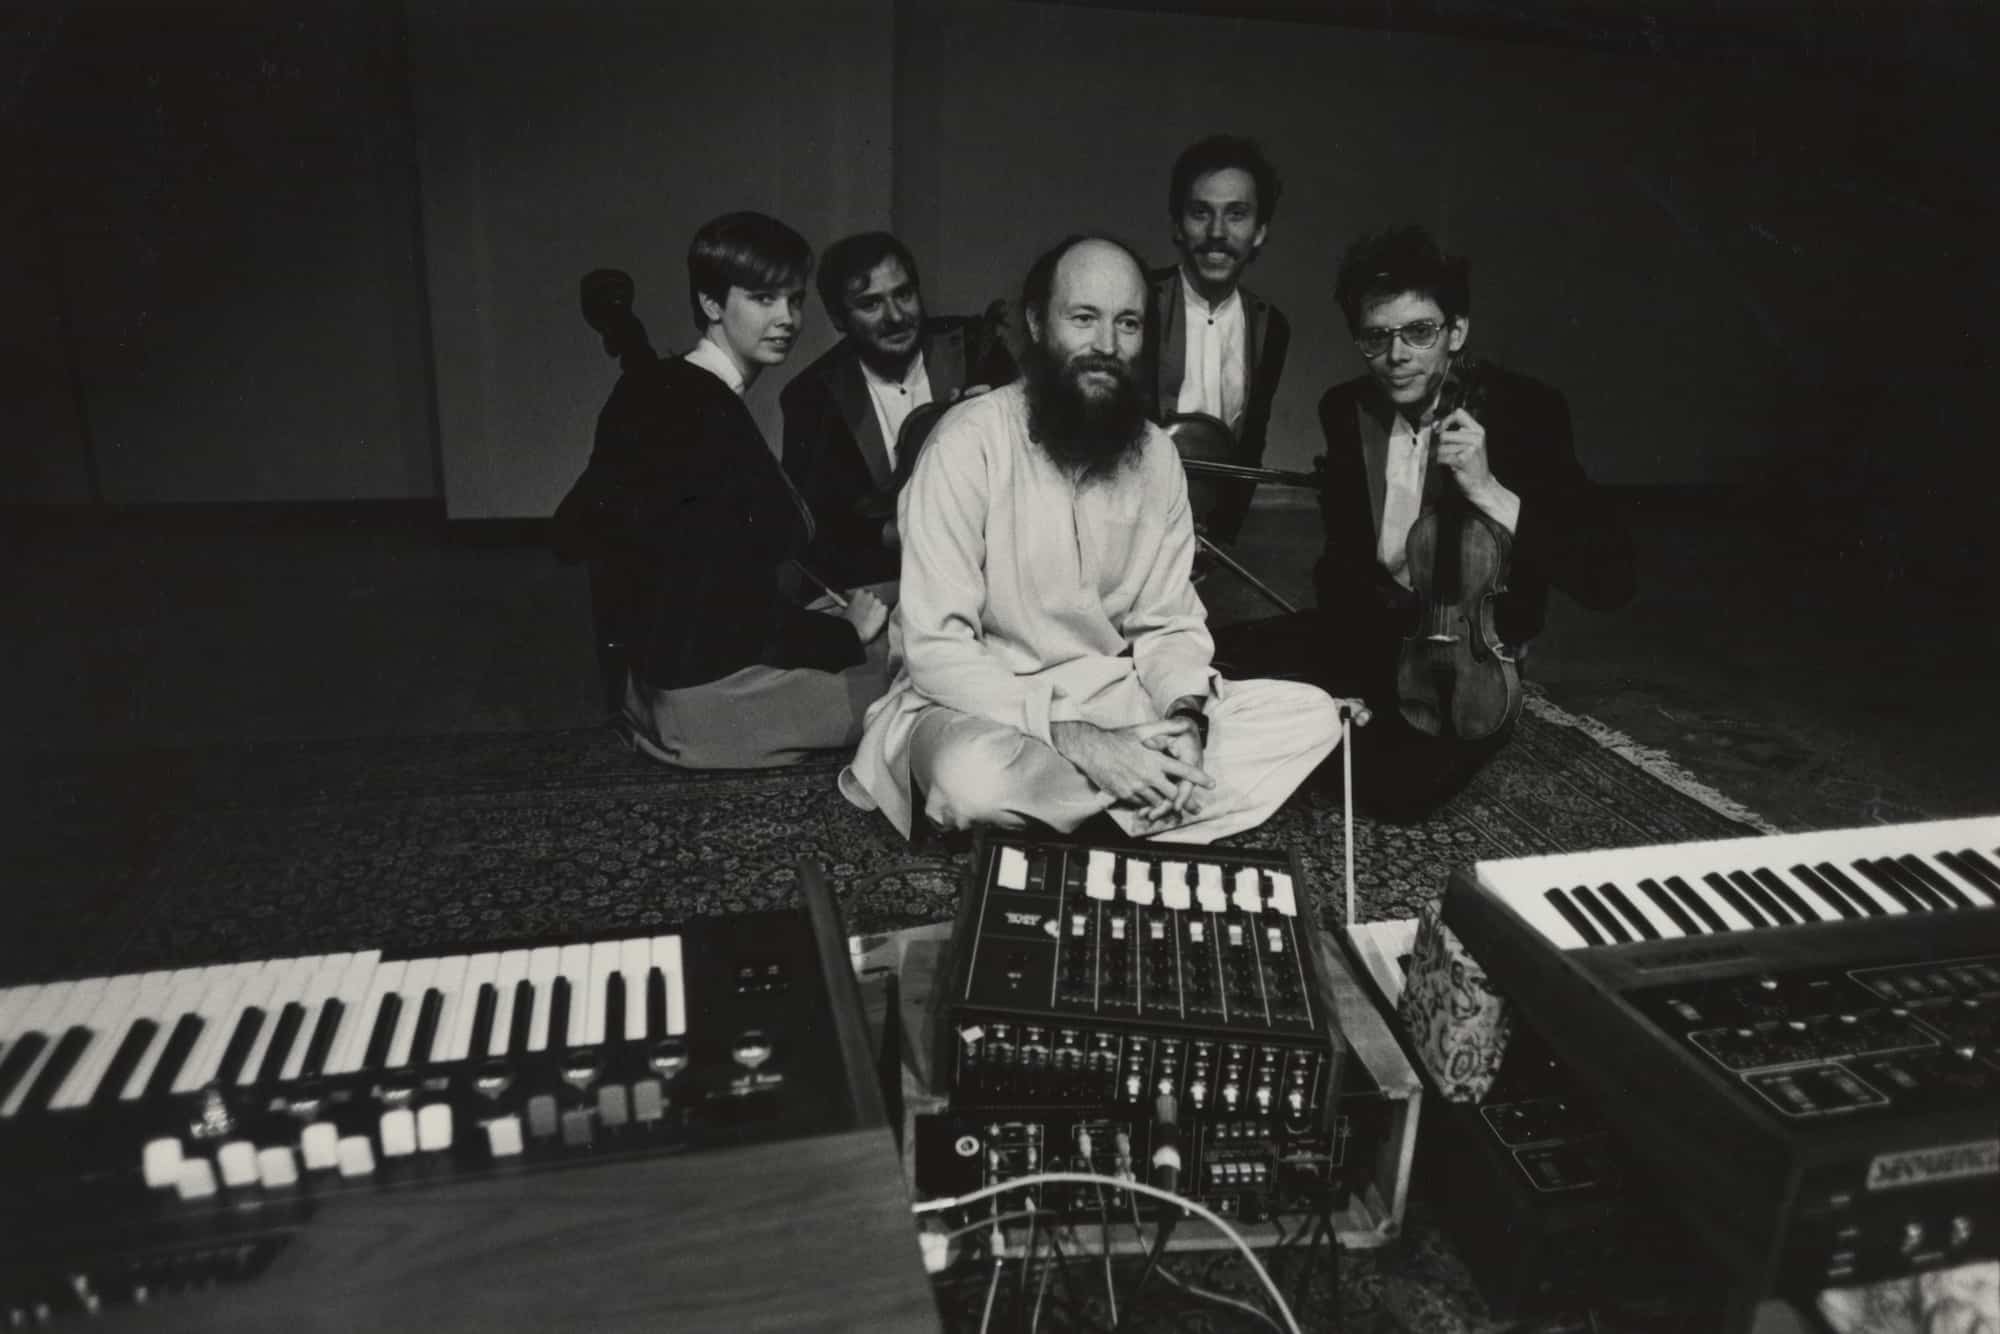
[3,0,1997,769]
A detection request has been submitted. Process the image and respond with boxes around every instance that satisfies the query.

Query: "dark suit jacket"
[780,315,1016,589]
[1315,365,1634,691]
[552,355,861,692]
[1146,266,1291,542]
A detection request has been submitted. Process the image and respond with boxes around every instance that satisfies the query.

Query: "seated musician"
[1148,135,1291,545]
[779,232,1015,591]
[1292,224,1635,817]
[839,235,1348,843]
[552,211,892,769]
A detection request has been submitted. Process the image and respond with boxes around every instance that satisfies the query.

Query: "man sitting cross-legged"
[839,235,1350,843]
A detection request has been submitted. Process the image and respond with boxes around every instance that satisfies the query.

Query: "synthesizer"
[1441,814,2000,1307]
[933,833,1341,1129]
[0,876,934,1331]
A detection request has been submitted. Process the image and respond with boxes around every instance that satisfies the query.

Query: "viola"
[1393,361,1522,741]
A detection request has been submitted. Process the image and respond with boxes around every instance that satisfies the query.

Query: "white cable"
[976,1256,1003,1334]
[914,1171,1305,1334]
[1342,708,1356,928]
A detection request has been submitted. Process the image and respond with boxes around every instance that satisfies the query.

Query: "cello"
[1392,359,1523,741]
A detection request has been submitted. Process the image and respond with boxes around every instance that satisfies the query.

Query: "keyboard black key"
[1664,876,1730,933]
[21,1027,92,1113]
[1791,863,1861,919]
[144,1015,205,1099]
[1597,883,1660,940]
[1815,863,1875,914]
[408,989,444,1067]
[1572,885,1633,944]
[508,980,534,1054]
[603,973,626,1048]
[300,999,345,1080]
[1752,868,1817,923]
[1545,888,1606,947]
[93,1019,160,1107]
[1637,878,1702,934]
[547,978,572,1052]
[213,1007,266,1088]
[1877,857,1949,910]
[1704,872,1768,927]
[1855,859,1926,912]
[1731,870,1793,925]
[1953,849,2000,892]
[467,983,498,1062]
[258,1002,307,1085]
[361,994,402,1072]
[1939,850,2000,897]
[0,1032,49,1109]
[647,968,667,1040]
[1898,855,1973,909]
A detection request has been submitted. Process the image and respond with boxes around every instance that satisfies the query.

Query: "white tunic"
[840,382,1216,833]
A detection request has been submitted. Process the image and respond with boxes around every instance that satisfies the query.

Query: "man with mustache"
[840,235,1346,843]
[781,232,1015,591]
[1149,135,1291,544]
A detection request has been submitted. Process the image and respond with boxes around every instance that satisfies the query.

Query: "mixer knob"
[1950,1216,1974,1248]
[1901,1221,1926,1254]
[1189,1079,1208,1108]
[473,1060,514,1099]
[1287,1089,1305,1114]
[562,1048,603,1090]
[732,1029,774,1069]
[1126,1074,1143,1100]
[1222,1083,1240,1108]
[1255,1086,1273,1111]
[650,1036,690,1077]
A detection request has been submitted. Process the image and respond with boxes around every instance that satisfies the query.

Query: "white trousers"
[907,677,1341,844]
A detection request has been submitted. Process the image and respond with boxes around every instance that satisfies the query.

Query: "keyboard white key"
[651,935,685,1038]
[584,941,622,1047]
[489,950,530,1056]
[1,979,89,1117]
[620,939,651,1043]
[53,972,151,1110]
[558,943,592,1049]
[337,960,406,1073]
[446,953,499,1062]
[120,969,211,1101]
[292,953,358,1080]
[525,947,561,1053]
[173,963,259,1094]
[427,955,468,1063]
[385,957,438,1069]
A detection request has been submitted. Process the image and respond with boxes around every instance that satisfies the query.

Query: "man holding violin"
[1242,224,1634,818]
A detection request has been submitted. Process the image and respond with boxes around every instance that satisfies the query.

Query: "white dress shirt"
[1174,274,1246,430]
[862,350,932,470]
[684,335,747,396]
[1378,412,1432,589]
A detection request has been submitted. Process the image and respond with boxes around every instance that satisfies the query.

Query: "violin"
[1393,359,1522,741]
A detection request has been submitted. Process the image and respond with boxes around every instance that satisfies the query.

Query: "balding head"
[1018,234,1152,478]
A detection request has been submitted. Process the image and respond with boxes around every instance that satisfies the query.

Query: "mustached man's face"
[1023,240,1149,477]
[837,255,926,376]
[1172,167,1266,303]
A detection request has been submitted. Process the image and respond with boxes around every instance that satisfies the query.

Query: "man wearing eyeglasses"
[1301,224,1634,817]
